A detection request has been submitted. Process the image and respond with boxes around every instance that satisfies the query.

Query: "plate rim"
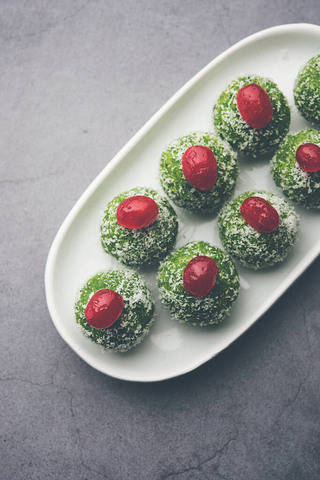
[45,22,320,382]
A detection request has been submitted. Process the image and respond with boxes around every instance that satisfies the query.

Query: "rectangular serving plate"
[45,24,320,382]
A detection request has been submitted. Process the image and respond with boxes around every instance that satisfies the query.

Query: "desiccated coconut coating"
[100,187,178,266]
[213,75,290,158]
[157,241,240,326]
[271,130,320,209]
[294,54,320,126]
[75,270,155,352]
[218,191,299,269]
[160,132,238,213]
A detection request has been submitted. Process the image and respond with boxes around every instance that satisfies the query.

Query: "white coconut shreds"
[218,191,300,270]
[75,270,155,352]
[100,187,178,266]
[157,241,240,326]
[159,131,238,213]
[271,129,320,209]
[213,75,290,158]
[294,54,320,126]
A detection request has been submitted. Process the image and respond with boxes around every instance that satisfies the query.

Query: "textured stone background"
[1,1,320,479]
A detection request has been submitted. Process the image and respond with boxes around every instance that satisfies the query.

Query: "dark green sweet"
[213,75,290,158]
[218,191,299,269]
[160,132,238,213]
[75,270,155,352]
[271,130,320,209]
[294,54,320,125]
[100,187,178,266]
[157,241,240,326]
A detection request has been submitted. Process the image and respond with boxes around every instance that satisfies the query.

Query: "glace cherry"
[84,289,124,329]
[295,143,320,173]
[183,255,218,298]
[182,145,218,191]
[237,83,273,129]
[117,195,159,230]
[240,196,279,234]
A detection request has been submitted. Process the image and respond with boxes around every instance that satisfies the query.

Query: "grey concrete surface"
[1,1,320,479]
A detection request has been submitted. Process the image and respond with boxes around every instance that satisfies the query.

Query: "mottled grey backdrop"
[1,1,320,479]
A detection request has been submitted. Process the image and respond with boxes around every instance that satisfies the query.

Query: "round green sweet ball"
[75,270,155,352]
[271,129,320,209]
[157,241,240,327]
[213,75,291,158]
[294,54,320,125]
[159,132,238,213]
[100,187,178,266]
[218,191,299,269]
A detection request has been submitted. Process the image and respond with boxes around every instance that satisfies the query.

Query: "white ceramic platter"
[45,24,320,382]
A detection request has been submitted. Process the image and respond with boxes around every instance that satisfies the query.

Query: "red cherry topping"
[295,143,320,173]
[182,145,218,191]
[183,256,218,298]
[84,289,124,329]
[116,195,159,230]
[240,196,279,233]
[237,83,273,129]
